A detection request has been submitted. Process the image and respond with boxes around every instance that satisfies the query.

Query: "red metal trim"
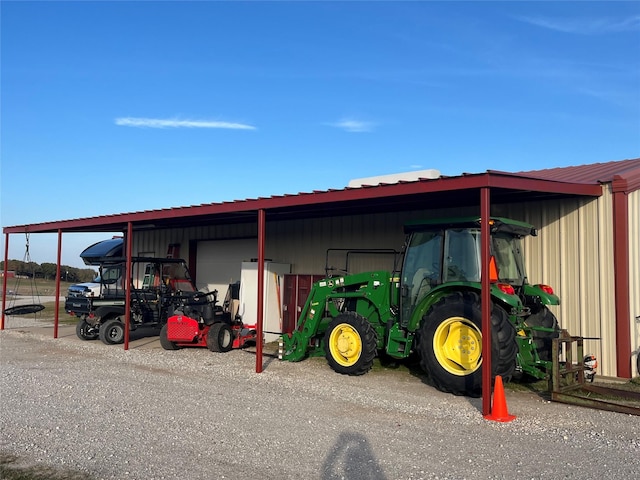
[1,233,8,330]
[612,191,631,378]
[54,230,62,339]
[2,173,602,235]
[256,209,266,374]
[124,223,133,351]
[481,188,492,416]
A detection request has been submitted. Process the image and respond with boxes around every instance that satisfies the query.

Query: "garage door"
[196,239,257,300]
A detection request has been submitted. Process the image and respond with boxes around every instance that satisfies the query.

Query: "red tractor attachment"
[161,313,257,352]
[159,282,258,352]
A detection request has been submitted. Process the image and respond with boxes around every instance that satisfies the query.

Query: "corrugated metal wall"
[495,188,619,377]
[133,207,479,276]
[133,189,634,377]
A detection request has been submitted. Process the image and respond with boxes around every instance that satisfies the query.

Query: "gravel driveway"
[1,323,639,480]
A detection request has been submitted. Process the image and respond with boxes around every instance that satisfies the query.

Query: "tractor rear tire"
[417,291,517,397]
[76,319,99,341]
[99,318,125,345]
[207,323,234,353]
[324,312,377,376]
[159,324,180,350]
[526,306,559,362]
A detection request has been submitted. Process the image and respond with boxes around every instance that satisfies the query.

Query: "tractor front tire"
[76,319,99,341]
[417,292,517,397]
[526,306,559,362]
[99,318,125,345]
[159,324,180,350]
[207,323,234,353]
[324,312,377,376]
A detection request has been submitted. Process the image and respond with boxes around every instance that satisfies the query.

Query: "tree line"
[1,260,97,283]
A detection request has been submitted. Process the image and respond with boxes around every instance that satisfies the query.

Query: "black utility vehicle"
[65,238,204,345]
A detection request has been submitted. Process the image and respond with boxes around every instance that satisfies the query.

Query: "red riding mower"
[159,282,258,352]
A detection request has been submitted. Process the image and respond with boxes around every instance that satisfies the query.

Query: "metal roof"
[3,167,608,235]
[516,157,640,193]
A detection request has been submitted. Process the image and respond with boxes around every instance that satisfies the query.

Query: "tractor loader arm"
[278,271,391,362]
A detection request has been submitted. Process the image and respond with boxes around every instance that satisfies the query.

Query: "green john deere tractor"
[278,216,560,397]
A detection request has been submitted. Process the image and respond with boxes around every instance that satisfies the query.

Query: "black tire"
[207,322,234,353]
[324,312,377,376]
[417,291,517,397]
[99,318,125,345]
[526,306,559,362]
[76,319,99,341]
[159,324,180,350]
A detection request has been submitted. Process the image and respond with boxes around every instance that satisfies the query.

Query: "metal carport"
[2,170,604,416]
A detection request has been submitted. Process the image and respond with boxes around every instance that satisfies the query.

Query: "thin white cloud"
[515,15,640,35]
[115,117,256,130]
[328,118,376,133]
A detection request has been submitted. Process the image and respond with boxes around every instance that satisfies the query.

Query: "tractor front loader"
[279,217,563,397]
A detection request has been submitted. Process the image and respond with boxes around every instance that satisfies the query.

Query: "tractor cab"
[400,217,534,324]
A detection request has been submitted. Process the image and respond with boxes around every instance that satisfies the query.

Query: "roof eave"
[2,172,603,235]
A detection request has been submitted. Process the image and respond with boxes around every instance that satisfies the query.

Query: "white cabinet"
[239,261,291,342]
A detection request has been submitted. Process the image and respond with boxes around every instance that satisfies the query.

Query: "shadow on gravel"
[0,453,95,480]
[379,353,489,414]
[321,432,387,480]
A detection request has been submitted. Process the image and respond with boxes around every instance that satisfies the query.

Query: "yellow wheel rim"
[433,317,482,376]
[328,323,362,367]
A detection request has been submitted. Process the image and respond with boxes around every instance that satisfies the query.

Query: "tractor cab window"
[492,234,527,286]
[443,229,481,283]
[402,230,442,320]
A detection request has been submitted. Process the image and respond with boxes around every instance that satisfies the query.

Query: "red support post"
[124,222,133,350]
[54,230,62,338]
[612,190,631,378]
[481,187,492,416]
[256,209,266,373]
[1,233,9,330]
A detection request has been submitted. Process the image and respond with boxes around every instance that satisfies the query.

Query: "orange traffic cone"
[483,375,516,422]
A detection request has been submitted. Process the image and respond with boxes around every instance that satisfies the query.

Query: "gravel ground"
[1,320,639,480]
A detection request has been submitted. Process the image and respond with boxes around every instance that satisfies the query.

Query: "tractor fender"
[406,283,524,332]
[522,284,560,306]
[406,284,463,332]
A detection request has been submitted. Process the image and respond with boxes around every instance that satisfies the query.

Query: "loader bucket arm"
[279,271,391,362]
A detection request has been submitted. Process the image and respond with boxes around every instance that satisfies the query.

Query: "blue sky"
[1,1,639,268]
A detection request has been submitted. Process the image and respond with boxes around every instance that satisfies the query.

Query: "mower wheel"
[207,322,234,353]
[324,311,377,376]
[76,319,99,341]
[99,318,125,345]
[417,291,517,397]
[159,324,180,350]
